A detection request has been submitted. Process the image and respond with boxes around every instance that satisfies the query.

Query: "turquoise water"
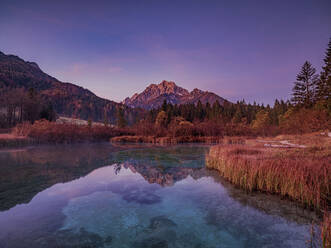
[0,144,319,247]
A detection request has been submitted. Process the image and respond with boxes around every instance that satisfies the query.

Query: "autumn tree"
[252,109,271,135]
[291,61,318,107]
[87,118,92,128]
[155,110,168,128]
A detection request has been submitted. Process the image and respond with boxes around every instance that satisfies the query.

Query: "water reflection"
[0,143,119,211]
[0,144,320,248]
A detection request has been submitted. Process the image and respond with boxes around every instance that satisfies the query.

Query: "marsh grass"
[321,213,331,248]
[206,135,330,246]
[207,145,330,209]
[0,135,35,148]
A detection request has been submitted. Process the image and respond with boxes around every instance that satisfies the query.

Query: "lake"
[0,143,319,248]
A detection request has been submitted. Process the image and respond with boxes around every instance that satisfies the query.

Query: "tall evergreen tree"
[316,38,331,101]
[291,61,318,107]
[196,100,204,121]
[211,100,222,120]
[116,106,127,128]
[161,100,167,112]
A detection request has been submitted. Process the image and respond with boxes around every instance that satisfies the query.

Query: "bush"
[279,108,329,134]
[27,120,133,143]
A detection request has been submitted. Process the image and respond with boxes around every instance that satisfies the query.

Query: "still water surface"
[0,144,318,247]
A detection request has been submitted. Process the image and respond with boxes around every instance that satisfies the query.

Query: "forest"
[0,39,330,141]
[130,38,330,137]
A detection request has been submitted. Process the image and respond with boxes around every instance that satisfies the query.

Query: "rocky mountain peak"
[147,80,189,96]
[191,88,204,95]
[123,81,228,110]
[160,80,174,90]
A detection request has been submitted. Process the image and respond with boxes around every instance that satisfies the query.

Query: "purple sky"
[1,0,330,104]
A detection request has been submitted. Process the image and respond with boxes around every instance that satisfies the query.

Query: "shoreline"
[0,134,247,148]
[205,136,330,246]
[0,134,37,148]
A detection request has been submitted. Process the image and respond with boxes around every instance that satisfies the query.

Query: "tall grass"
[206,145,330,209]
[321,212,331,248]
[206,143,330,246]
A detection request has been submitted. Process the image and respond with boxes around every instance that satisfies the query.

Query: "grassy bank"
[110,135,248,144]
[0,134,36,148]
[206,133,330,246]
[1,120,250,147]
[110,135,225,144]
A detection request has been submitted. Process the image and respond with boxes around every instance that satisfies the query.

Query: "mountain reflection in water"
[0,144,320,248]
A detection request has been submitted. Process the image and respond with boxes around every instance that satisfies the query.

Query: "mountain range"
[0,51,228,121]
[0,51,138,123]
[123,80,227,110]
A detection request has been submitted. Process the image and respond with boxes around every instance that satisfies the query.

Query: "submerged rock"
[133,216,178,248]
[37,227,110,248]
[149,216,177,230]
[122,189,161,205]
[133,237,169,248]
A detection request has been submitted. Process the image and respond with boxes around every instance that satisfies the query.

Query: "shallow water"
[0,143,319,247]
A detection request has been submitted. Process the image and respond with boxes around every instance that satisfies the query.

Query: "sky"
[1,0,330,105]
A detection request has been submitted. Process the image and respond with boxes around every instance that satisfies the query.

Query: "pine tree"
[196,100,204,121]
[316,38,331,101]
[116,106,127,128]
[232,102,244,123]
[24,88,41,124]
[161,100,167,112]
[211,100,222,120]
[291,61,318,107]
[205,102,211,120]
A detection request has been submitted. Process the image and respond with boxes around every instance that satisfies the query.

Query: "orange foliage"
[279,108,330,134]
[27,120,133,143]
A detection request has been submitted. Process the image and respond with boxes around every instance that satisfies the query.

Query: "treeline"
[132,99,292,137]
[132,38,330,136]
[0,87,56,128]
[1,39,329,137]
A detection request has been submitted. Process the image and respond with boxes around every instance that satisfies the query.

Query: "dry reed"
[206,142,330,247]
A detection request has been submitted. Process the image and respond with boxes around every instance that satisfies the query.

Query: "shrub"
[27,120,133,143]
[279,108,329,134]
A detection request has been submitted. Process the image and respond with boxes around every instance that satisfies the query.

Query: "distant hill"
[0,51,140,123]
[123,80,228,110]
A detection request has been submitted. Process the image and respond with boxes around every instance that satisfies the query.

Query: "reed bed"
[206,145,330,209]
[321,212,331,248]
[206,142,330,246]
[110,135,224,144]
[0,134,35,148]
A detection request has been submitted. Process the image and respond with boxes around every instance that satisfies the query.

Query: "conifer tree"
[211,100,222,120]
[316,38,331,101]
[161,100,167,112]
[205,102,212,120]
[291,61,318,107]
[116,106,127,128]
[196,100,204,121]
